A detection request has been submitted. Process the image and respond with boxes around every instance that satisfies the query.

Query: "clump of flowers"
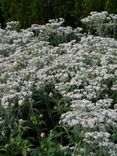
[6,21,20,31]
[0,11,117,156]
[81,11,117,38]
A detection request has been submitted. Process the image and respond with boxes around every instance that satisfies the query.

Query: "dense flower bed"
[0,12,117,156]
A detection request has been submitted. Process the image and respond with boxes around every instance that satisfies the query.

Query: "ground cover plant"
[0,11,117,156]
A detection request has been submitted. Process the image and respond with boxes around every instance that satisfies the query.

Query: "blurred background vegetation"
[0,0,117,28]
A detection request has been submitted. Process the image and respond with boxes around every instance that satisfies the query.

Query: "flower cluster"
[0,12,117,155]
[81,11,117,38]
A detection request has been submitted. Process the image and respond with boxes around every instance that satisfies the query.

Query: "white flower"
[19,119,25,125]
[18,99,24,106]
[40,132,46,138]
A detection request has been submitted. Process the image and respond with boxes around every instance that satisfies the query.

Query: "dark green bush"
[0,0,117,28]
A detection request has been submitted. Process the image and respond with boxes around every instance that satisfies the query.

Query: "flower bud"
[49,92,53,97]
[40,132,46,138]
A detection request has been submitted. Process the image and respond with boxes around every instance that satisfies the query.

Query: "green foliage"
[0,0,32,28]
[48,31,78,46]
[71,0,83,25]
[0,0,117,28]
[82,0,106,16]
[0,82,72,156]
[31,0,43,23]
[105,0,117,14]
[52,0,74,25]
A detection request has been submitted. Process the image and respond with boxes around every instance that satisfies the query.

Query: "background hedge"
[0,0,117,28]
